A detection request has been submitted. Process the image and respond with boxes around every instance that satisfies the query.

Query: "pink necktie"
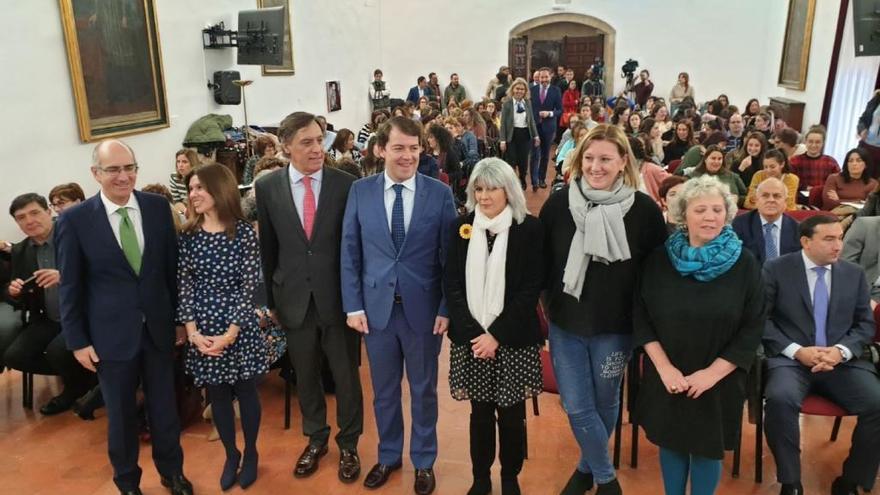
[540,85,547,104]
[302,176,316,240]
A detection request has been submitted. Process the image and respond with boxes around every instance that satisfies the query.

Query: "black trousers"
[97,331,184,491]
[286,298,363,450]
[764,364,880,490]
[0,303,23,370]
[470,400,526,480]
[3,316,92,398]
[507,127,532,186]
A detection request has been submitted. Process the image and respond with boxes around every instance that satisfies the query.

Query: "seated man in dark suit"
[3,193,92,414]
[733,177,799,264]
[842,215,880,304]
[763,215,880,495]
[405,76,433,106]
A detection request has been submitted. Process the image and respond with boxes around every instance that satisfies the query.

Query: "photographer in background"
[3,193,93,415]
[632,69,654,110]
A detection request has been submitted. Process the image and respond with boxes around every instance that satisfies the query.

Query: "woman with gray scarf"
[540,124,667,495]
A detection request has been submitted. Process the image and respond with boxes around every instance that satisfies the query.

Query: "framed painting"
[58,0,169,142]
[326,81,341,112]
[257,0,295,75]
[778,0,816,90]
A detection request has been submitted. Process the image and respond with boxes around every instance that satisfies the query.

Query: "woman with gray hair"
[540,124,667,495]
[444,157,544,495]
[633,175,765,495]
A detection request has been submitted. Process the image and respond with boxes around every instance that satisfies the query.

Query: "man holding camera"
[3,193,92,415]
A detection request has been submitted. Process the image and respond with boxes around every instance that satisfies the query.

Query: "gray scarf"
[563,178,636,299]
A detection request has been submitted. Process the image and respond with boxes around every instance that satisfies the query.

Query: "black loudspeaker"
[853,0,880,57]
[213,71,241,104]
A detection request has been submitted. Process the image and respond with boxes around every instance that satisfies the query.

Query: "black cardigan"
[444,213,544,348]
[540,187,667,337]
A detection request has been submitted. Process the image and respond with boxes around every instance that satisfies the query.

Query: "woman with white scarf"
[444,158,544,495]
[540,124,667,495]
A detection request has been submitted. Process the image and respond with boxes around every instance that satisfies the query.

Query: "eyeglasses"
[97,163,139,176]
[50,199,72,210]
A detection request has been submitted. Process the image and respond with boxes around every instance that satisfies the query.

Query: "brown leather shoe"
[293,443,328,478]
[363,462,401,489]
[338,449,361,483]
[414,468,436,495]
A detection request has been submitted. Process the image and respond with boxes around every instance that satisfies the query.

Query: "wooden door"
[562,35,604,82]
[509,37,528,80]
[531,40,562,75]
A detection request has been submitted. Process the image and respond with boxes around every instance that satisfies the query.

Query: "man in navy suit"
[55,140,192,495]
[763,215,880,495]
[732,178,800,264]
[341,116,457,495]
[405,76,434,106]
[529,67,562,191]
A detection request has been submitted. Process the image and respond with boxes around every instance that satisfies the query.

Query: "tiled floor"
[0,181,873,494]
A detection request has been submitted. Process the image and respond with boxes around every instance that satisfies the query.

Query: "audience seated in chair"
[842,215,880,305]
[48,182,85,215]
[733,178,800,265]
[790,126,840,195]
[3,193,93,415]
[762,215,880,495]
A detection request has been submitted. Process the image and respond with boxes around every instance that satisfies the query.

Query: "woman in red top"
[562,79,581,127]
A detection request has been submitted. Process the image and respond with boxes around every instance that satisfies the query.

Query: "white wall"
[0,0,380,239]
[377,0,798,113]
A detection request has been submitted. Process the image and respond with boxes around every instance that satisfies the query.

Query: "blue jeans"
[659,448,722,495]
[549,323,630,483]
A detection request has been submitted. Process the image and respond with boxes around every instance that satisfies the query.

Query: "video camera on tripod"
[621,59,639,92]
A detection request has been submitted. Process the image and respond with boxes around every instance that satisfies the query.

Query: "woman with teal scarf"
[633,175,765,495]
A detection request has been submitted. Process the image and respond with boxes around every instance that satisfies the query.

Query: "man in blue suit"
[763,216,880,495]
[405,76,434,106]
[732,178,800,264]
[341,116,457,495]
[529,67,562,191]
[55,139,192,495]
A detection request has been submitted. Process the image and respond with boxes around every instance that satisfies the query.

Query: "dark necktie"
[763,223,778,261]
[812,266,829,347]
[540,85,547,104]
[391,184,405,252]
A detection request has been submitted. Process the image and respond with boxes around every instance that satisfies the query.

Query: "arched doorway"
[509,13,616,95]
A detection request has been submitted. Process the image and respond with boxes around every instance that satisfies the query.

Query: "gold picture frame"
[58,0,169,143]
[258,0,295,75]
[778,0,817,91]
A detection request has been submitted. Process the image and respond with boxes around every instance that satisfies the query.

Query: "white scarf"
[465,206,513,332]
[563,178,635,299]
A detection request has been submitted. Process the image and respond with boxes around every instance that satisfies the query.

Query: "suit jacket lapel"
[133,191,152,279]
[311,168,337,241]
[276,167,309,244]
[750,213,766,262]
[827,263,841,330]
[400,174,428,255]
[93,194,137,278]
[793,254,813,315]
[374,173,396,252]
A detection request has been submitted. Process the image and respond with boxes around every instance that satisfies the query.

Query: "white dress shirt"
[760,214,783,256]
[512,98,528,128]
[288,165,323,227]
[781,251,852,361]
[383,171,416,233]
[101,191,144,253]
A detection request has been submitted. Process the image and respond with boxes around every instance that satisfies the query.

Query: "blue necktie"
[763,223,778,261]
[391,184,405,252]
[812,266,829,347]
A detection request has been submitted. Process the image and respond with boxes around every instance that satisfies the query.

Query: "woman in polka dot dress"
[177,163,267,490]
[443,158,544,495]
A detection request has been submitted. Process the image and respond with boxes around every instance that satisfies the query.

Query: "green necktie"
[116,207,142,274]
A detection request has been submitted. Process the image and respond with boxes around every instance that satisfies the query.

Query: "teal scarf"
[665,225,742,281]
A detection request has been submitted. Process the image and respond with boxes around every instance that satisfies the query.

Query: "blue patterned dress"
[177,220,267,386]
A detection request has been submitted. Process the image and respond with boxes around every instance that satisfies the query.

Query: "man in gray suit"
[255,111,364,484]
[842,215,880,303]
[763,216,880,495]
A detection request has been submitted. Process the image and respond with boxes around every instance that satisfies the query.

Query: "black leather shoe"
[539,181,548,188]
[72,386,103,420]
[779,482,804,495]
[467,478,491,495]
[414,468,436,495]
[338,449,361,483]
[561,469,594,495]
[119,490,143,495]
[294,443,328,478]
[831,477,858,495]
[39,395,74,415]
[160,474,194,495]
[363,462,401,489]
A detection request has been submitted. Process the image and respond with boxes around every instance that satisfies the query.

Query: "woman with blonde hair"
[498,77,540,190]
[540,124,667,495]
